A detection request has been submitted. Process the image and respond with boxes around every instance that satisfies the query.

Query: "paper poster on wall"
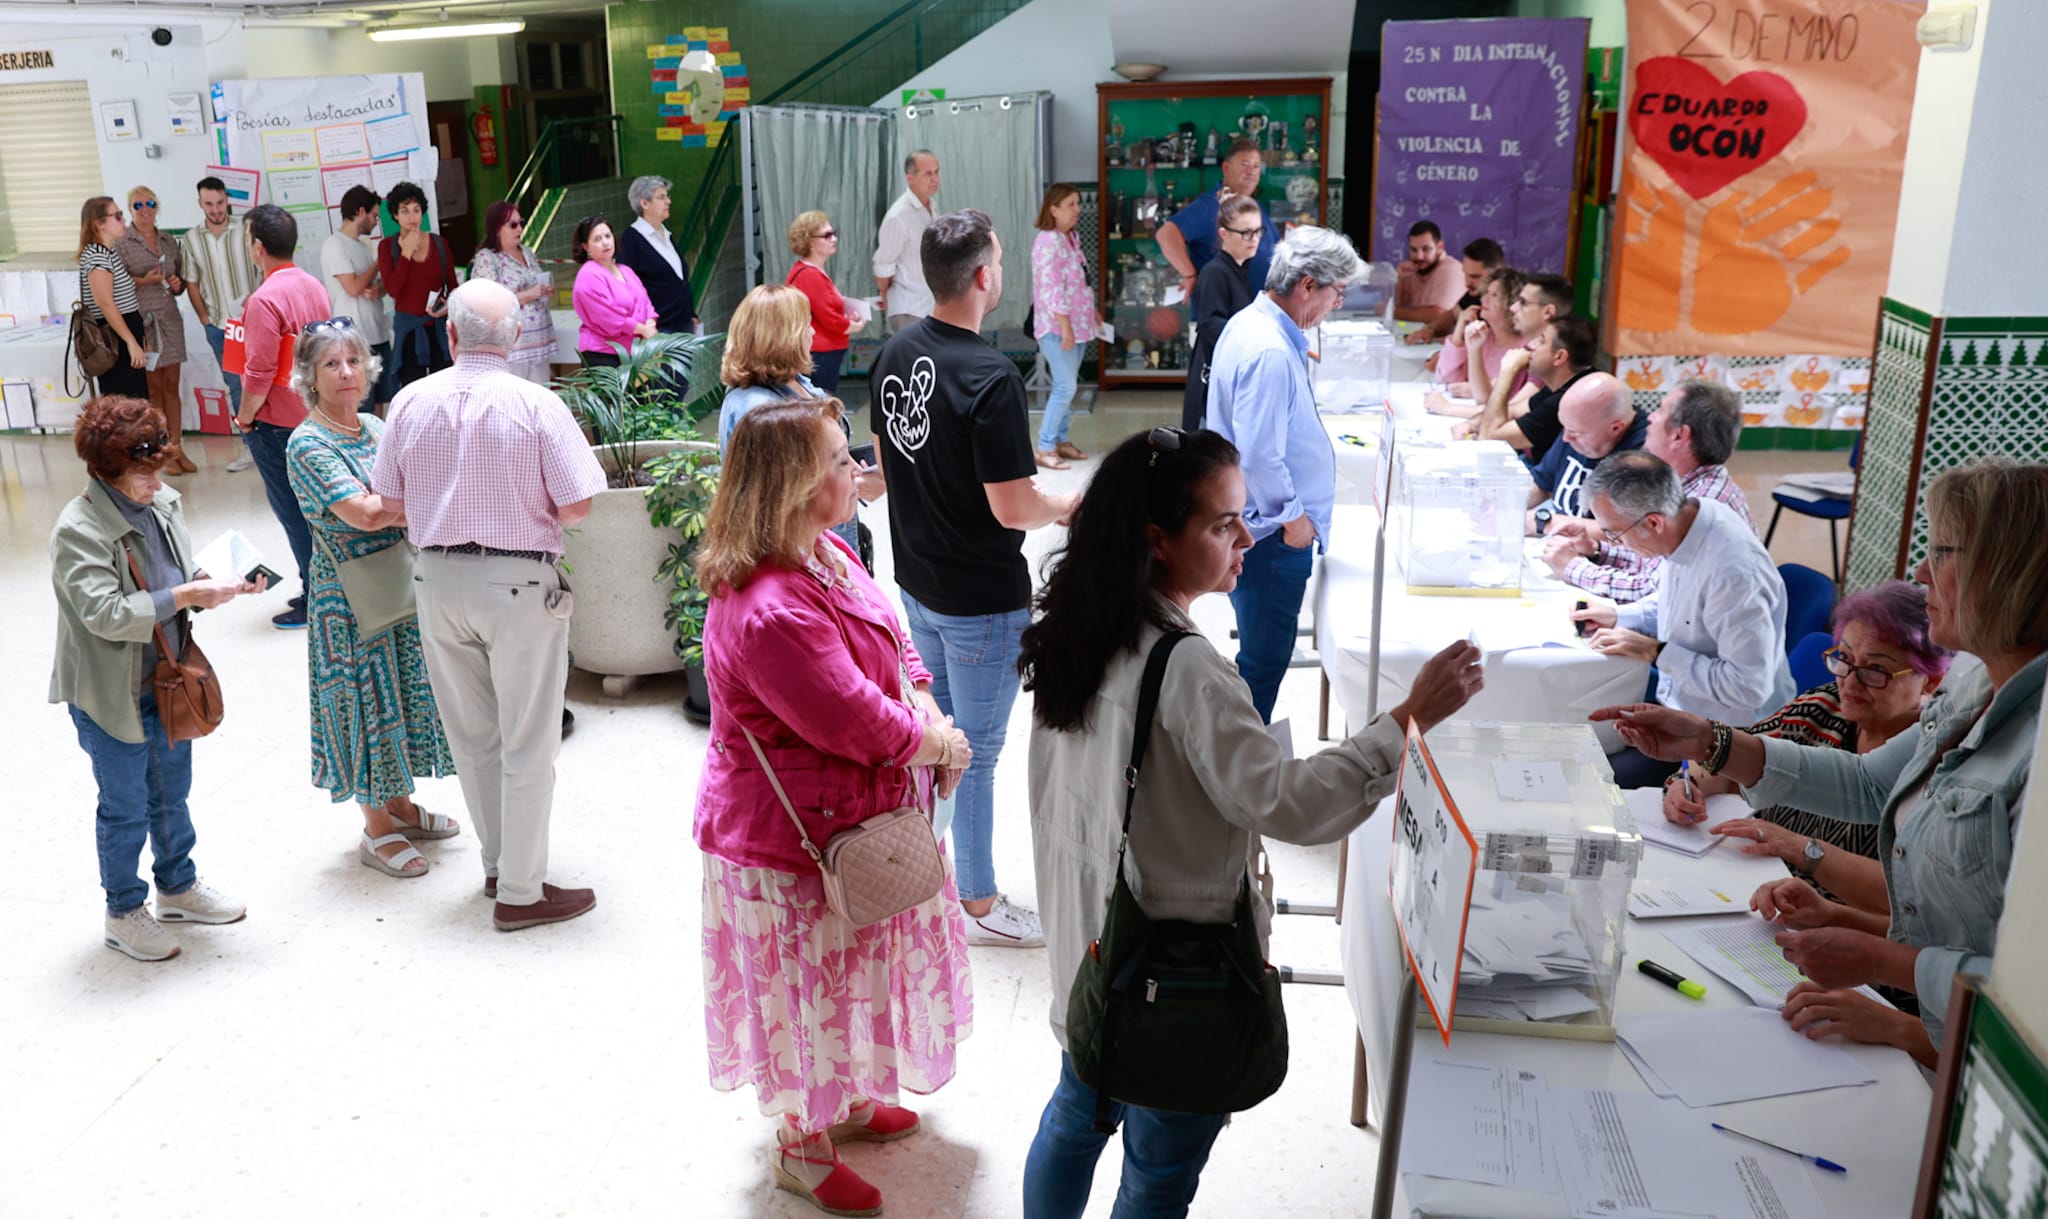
[262,129,317,169]
[369,157,409,195]
[364,113,419,160]
[205,164,262,208]
[270,169,323,209]
[166,94,206,137]
[285,204,332,245]
[99,100,141,142]
[406,147,437,183]
[1609,0,1927,357]
[320,163,374,206]
[315,123,370,164]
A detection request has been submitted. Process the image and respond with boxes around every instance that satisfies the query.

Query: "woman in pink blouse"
[1433,266,1529,412]
[1029,183,1095,470]
[694,396,974,1218]
[569,214,655,368]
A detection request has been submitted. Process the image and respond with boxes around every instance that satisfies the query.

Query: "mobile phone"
[849,441,877,467]
[248,563,284,589]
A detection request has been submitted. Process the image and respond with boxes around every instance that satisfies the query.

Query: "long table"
[1342,797,1932,1218]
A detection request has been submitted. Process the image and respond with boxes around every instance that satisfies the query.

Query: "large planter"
[562,439,716,697]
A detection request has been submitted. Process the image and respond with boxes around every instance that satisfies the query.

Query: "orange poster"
[1609,0,1924,357]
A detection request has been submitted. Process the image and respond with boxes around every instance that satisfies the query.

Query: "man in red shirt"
[237,204,333,628]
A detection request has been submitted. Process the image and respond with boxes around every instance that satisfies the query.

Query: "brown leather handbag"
[124,547,224,744]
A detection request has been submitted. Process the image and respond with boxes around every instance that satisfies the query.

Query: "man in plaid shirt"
[1543,380,1756,602]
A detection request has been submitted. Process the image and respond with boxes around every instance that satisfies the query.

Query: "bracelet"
[1702,721,1734,775]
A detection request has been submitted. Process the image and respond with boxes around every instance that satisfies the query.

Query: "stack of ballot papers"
[1661,915,1891,1010]
[1456,887,1603,1023]
[1623,787,1750,856]
[1616,1008,1877,1106]
[1554,1088,1833,1219]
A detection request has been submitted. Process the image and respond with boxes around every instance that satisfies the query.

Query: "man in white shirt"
[874,150,939,331]
[320,185,394,409]
[180,175,258,471]
[1572,450,1795,786]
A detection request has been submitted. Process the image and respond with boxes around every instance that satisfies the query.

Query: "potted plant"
[554,332,724,696]
[645,444,721,723]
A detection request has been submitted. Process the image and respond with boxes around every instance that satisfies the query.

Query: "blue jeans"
[1037,333,1085,451]
[810,348,845,396]
[203,322,243,413]
[1227,531,1315,724]
[70,697,198,916]
[899,591,1027,903]
[1023,1054,1228,1219]
[245,420,313,592]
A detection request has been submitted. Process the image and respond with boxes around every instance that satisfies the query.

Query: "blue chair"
[1764,433,1862,584]
[1780,563,1836,651]
[1788,630,1835,693]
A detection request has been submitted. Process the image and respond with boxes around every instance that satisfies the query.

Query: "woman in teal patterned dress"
[285,319,459,878]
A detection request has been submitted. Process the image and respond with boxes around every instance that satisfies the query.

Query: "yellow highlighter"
[1639,959,1707,1000]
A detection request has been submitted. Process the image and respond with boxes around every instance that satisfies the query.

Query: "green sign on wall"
[901,87,945,105]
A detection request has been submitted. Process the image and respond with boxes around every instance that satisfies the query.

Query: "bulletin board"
[210,73,438,273]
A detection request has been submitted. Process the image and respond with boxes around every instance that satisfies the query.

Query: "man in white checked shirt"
[371,280,608,932]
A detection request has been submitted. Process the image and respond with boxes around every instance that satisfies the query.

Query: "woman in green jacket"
[50,395,268,962]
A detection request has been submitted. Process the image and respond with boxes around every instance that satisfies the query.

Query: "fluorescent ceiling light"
[369,19,524,41]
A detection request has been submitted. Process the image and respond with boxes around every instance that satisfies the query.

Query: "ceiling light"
[369,19,524,41]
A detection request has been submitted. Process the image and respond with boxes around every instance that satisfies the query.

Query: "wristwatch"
[1796,838,1825,876]
[1533,506,1554,536]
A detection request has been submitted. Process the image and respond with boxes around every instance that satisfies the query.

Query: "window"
[0,81,106,256]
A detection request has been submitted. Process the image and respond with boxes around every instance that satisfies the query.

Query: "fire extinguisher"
[472,105,499,167]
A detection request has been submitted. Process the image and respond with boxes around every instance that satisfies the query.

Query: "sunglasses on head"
[128,432,171,461]
[304,317,358,336]
[1147,426,1186,466]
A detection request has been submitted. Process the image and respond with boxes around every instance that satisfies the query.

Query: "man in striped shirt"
[180,177,258,472]
[1543,379,1757,602]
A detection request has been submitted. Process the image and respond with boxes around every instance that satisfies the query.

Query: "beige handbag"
[742,727,945,928]
[307,430,417,638]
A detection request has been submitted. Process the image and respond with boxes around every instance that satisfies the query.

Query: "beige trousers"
[413,550,571,906]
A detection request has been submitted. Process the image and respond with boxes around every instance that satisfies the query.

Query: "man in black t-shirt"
[1459,314,1597,466]
[869,208,1077,950]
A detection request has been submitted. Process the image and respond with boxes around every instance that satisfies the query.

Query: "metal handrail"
[507,114,625,213]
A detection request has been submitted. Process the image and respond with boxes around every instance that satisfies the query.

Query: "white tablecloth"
[1341,797,1932,1218]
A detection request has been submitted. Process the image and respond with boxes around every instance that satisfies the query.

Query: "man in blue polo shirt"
[1156,138,1277,300]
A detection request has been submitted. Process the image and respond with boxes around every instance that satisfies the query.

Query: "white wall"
[241,27,517,102]
[1990,713,2048,1065]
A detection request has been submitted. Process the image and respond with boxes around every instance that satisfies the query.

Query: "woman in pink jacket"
[694,396,975,1218]
[569,214,655,367]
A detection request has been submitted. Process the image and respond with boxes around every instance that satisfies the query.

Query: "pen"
[1637,959,1705,999]
[1711,1123,1848,1174]
[1682,760,1694,801]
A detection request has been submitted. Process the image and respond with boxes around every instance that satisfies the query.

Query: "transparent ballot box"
[1425,722,1639,1040]
[1315,317,1395,413]
[1390,439,1533,596]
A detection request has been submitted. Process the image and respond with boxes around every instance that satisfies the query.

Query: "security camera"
[151,27,173,46]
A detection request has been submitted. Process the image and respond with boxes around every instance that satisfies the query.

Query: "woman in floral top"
[1029,183,1095,470]
[470,201,560,385]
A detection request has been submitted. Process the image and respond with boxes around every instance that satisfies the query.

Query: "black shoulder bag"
[1064,631,1289,1132]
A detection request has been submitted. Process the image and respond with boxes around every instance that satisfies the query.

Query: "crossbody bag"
[305,427,417,638]
[122,546,224,744]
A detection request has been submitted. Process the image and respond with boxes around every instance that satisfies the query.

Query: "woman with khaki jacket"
[50,395,267,962]
[1016,426,1484,1216]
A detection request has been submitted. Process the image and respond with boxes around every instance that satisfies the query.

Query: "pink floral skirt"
[700,852,975,1132]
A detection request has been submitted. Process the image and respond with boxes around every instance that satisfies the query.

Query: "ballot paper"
[1458,886,1602,1024]
[1624,787,1749,856]
[1628,880,1747,919]
[1555,1088,1833,1219]
[1616,1007,1876,1107]
[1492,760,1571,803]
[844,295,874,328]
[1399,1059,1558,1191]
[1267,718,1294,760]
[195,530,273,586]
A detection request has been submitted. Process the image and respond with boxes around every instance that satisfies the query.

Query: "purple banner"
[1373,17,1590,275]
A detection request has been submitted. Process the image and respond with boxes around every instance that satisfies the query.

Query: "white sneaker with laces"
[965,896,1044,948]
[105,909,181,961]
[155,879,247,925]
[226,453,253,472]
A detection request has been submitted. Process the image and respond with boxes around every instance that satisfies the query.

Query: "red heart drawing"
[1629,56,1807,199]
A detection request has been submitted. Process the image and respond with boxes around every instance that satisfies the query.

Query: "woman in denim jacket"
[1598,459,2048,1064]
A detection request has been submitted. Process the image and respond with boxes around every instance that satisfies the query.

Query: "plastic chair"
[1764,433,1863,584]
[1780,563,1836,652]
[1788,630,1835,693]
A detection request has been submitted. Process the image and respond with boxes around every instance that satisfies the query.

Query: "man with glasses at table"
[1570,450,1794,787]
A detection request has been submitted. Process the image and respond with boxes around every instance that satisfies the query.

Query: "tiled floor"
[0,393,1849,1217]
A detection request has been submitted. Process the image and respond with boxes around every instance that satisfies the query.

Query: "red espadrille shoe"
[772,1139,883,1217]
[827,1099,921,1145]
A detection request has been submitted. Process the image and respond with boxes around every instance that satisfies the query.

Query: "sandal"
[359,831,428,878]
[1034,449,1070,471]
[772,1145,882,1217]
[827,1100,921,1145]
[389,804,461,840]
[1055,440,1089,461]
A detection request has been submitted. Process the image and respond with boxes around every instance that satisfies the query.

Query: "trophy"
[1176,122,1198,168]
[1203,127,1222,165]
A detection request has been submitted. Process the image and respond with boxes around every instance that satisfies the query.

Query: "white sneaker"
[226,453,253,472]
[155,879,247,925]
[965,896,1045,948]
[105,909,181,961]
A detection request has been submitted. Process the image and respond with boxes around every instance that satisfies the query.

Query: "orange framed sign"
[1389,721,1479,1046]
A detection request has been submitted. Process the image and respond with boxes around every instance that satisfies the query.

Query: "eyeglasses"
[1929,544,1964,566]
[101,211,123,222]
[1600,514,1652,544]
[816,229,838,239]
[1224,226,1262,238]
[1824,647,1916,690]
[305,317,358,336]
[505,218,525,228]
[128,432,170,461]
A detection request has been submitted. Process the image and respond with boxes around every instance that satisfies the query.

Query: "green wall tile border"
[1882,297,1935,330]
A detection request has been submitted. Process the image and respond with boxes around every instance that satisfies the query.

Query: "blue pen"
[1711,1123,1848,1174]
[1682,759,1694,802]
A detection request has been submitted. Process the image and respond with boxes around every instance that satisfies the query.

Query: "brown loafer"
[492,884,596,931]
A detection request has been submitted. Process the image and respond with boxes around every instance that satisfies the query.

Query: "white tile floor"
[0,397,1844,1216]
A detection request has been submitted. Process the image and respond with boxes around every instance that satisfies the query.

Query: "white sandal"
[358,831,429,878]
[390,806,461,840]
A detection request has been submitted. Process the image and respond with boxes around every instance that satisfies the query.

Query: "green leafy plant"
[554,331,726,485]
[645,444,722,663]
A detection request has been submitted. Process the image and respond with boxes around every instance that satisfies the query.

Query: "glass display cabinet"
[1095,78,1332,389]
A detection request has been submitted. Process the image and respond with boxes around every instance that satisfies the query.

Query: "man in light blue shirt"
[1573,450,1795,786]
[1206,226,1362,722]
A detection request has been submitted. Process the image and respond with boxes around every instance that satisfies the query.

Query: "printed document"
[1399,1059,1557,1191]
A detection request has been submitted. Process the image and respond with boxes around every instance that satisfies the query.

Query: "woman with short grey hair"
[617,173,699,335]
[285,319,458,879]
